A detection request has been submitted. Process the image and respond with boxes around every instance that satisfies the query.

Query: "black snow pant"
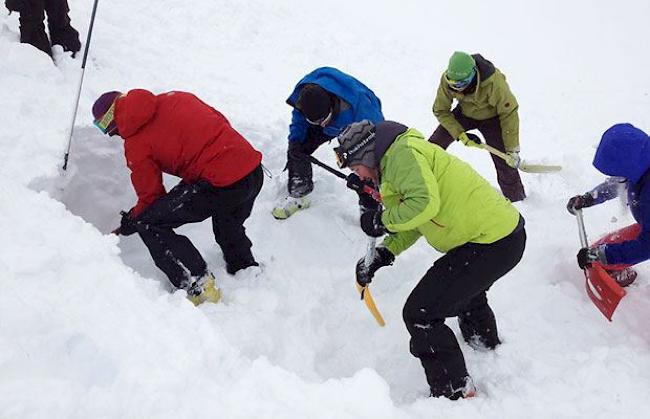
[402,216,526,399]
[429,107,526,202]
[12,0,80,56]
[133,165,263,288]
[286,126,331,197]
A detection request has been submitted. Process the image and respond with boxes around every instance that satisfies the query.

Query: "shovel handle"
[364,237,377,267]
[575,209,589,248]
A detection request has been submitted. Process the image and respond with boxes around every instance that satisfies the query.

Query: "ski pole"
[62,0,101,171]
[477,143,562,174]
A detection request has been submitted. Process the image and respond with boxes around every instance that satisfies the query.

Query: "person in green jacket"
[429,51,526,202]
[335,120,526,400]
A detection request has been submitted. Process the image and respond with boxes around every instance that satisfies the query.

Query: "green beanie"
[446,51,476,80]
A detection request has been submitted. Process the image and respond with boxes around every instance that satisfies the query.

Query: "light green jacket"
[380,128,520,256]
[433,65,520,151]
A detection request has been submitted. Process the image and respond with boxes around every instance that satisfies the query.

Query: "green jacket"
[376,123,520,256]
[432,54,520,151]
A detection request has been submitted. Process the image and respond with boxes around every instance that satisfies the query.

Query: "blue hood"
[593,123,650,183]
[286,67,381,112]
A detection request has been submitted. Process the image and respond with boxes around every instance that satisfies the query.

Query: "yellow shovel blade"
[356,283,386,327]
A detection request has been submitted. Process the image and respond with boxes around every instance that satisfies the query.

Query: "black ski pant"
[14,0,80,55]
[429,107,526,202]
[133,165,263,288]
[286,126,331,197]
[402,217,526,398]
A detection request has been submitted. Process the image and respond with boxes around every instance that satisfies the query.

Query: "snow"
[2,0,650,417]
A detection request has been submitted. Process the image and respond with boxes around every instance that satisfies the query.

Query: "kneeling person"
[336,120,526,399]
[92,89,264,305]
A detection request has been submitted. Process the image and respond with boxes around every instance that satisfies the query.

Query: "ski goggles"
[445,69,476,91]
[333,146,350,168]
[93,100,117,134]
[306,109,333,127]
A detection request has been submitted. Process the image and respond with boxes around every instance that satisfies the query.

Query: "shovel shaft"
[575,209,589,247]
[478,143,562,173]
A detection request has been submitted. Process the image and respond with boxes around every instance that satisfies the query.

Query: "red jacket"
[114,89,263,217]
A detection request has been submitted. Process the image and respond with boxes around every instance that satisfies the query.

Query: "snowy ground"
[2,1,650,418]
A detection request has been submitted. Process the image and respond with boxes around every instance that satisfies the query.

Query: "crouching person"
[92,89,263,305]
[335,120,526,399]
[567,123,650,287]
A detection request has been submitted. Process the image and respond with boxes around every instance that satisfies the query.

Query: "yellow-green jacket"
[375,122,520,256]
[432,54,520,151]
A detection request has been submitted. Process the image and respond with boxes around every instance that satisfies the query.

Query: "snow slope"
[2,1,650,418]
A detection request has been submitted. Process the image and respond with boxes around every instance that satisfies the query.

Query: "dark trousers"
[286,126,331,197]
[15,0,80,55]
[133,165,263,288]
[402,217,526,398]
[429,108,526,202]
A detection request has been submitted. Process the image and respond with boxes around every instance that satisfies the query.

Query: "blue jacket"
[286,67,384,143]
[591,123,650,265]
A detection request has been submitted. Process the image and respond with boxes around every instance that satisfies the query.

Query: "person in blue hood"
[567,123,650,286]
[272,67,384,219]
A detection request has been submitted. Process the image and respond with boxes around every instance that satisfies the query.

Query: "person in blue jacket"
[567,123,650,287]
[272,67,384,219]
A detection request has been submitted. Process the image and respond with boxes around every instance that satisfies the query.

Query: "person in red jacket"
[92,89,264,305]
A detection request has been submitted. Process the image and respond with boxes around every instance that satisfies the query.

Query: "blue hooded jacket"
[592,123,650,265]
[286,67,384,143]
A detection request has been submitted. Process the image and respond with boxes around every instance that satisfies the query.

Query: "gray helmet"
[335,120,376,168]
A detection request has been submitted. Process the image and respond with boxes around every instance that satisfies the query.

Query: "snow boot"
[430,376,476,400]
[226,257,259,275]
[609,267,638,288]
[271,196,310,220]
[187,272,221,306]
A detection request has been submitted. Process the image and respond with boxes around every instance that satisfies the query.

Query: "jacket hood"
[115,89,157,137]
[593,123,650,183]
[374,120,408,164]
[286,67,376,109]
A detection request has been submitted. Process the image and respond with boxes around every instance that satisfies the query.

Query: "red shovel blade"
[584,262,626,321]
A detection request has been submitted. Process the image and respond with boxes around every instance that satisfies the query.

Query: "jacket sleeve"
[381,147,441,232]
[604,183,650,265]
[288,108,310,143]
[488,73,520,151]
[588,177,625,204]
[432,76,465,140]
[382,229,422,256]
[125,143,166,217]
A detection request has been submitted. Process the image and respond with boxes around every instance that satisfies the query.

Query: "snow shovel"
[478,143,562,173]
[575,209,626,321]
[356,237,386,327]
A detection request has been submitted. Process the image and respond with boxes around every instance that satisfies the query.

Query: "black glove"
[116,210,138,236]
[356,247,395,286]
[347,173,381,213]
[577,246,606,269]
[360,209,387,237]
[566,193,595,215]
[346,173,366,193]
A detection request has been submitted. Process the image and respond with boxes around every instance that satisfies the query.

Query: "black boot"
[226,255,259,275]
